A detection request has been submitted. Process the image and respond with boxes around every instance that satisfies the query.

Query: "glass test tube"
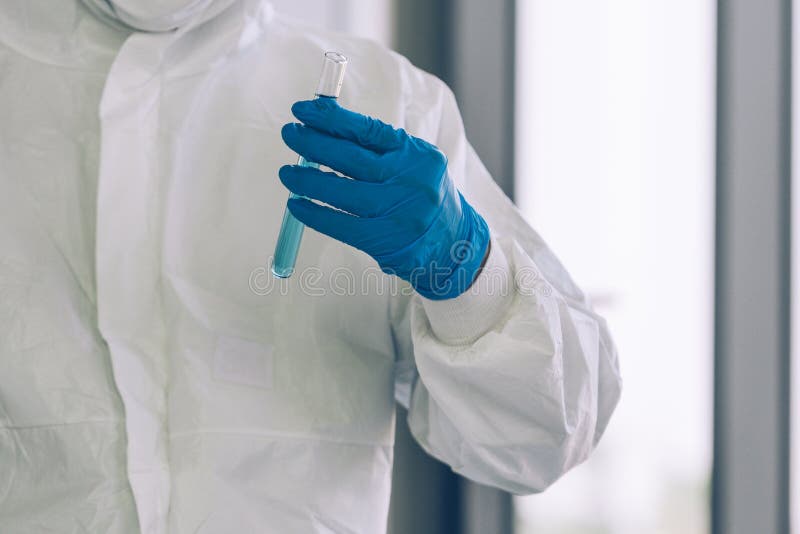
[271,51,348,278]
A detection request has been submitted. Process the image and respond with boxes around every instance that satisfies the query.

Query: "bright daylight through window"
[514,2,716,533]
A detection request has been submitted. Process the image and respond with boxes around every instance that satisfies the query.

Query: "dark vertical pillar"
[713,0,792,533]
[449,0,516,199]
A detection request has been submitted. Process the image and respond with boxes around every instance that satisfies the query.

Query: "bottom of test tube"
[271,265,294,278]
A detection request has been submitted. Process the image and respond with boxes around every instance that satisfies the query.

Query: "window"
[514,2,716,532]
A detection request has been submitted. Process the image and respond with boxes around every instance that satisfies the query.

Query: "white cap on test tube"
[315,51,348,98]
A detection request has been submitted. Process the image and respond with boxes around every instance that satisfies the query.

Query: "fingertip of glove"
[290,100,310,118]
[280,122,302,143]
[292,98,338,122]
[285,196,308,218]
[278,164,294,183]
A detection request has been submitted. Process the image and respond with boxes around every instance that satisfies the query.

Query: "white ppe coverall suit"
[0,0,622,532]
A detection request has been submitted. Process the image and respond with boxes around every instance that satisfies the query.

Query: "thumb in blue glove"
[279,97,490,300]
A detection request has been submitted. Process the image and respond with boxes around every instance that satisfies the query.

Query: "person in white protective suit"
[0,1,622,533]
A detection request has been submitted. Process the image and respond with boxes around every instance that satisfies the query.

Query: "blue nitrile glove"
[279,98,490,300]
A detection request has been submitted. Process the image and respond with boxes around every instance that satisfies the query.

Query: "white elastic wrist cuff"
[420,237,514,345]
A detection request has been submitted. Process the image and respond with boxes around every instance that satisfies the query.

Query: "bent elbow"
[454,423,599,495]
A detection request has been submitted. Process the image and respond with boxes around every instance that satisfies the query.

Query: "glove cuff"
[420,235,514,343]
[410,195,490,300]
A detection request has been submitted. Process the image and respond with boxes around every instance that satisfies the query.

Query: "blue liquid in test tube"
[272,51,348,278]
[271,156,318,278]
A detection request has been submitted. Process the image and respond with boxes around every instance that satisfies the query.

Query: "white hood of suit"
[81,0,238,31]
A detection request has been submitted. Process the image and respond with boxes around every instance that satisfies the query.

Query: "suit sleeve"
[391,71,622,494]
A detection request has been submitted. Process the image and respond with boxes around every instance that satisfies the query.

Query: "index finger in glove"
[282,123,387,183]
[291,98,406,154]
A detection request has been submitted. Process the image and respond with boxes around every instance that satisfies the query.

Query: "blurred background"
[271,1,794,533]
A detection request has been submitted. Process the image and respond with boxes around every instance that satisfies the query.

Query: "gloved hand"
[279,98,490,300]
